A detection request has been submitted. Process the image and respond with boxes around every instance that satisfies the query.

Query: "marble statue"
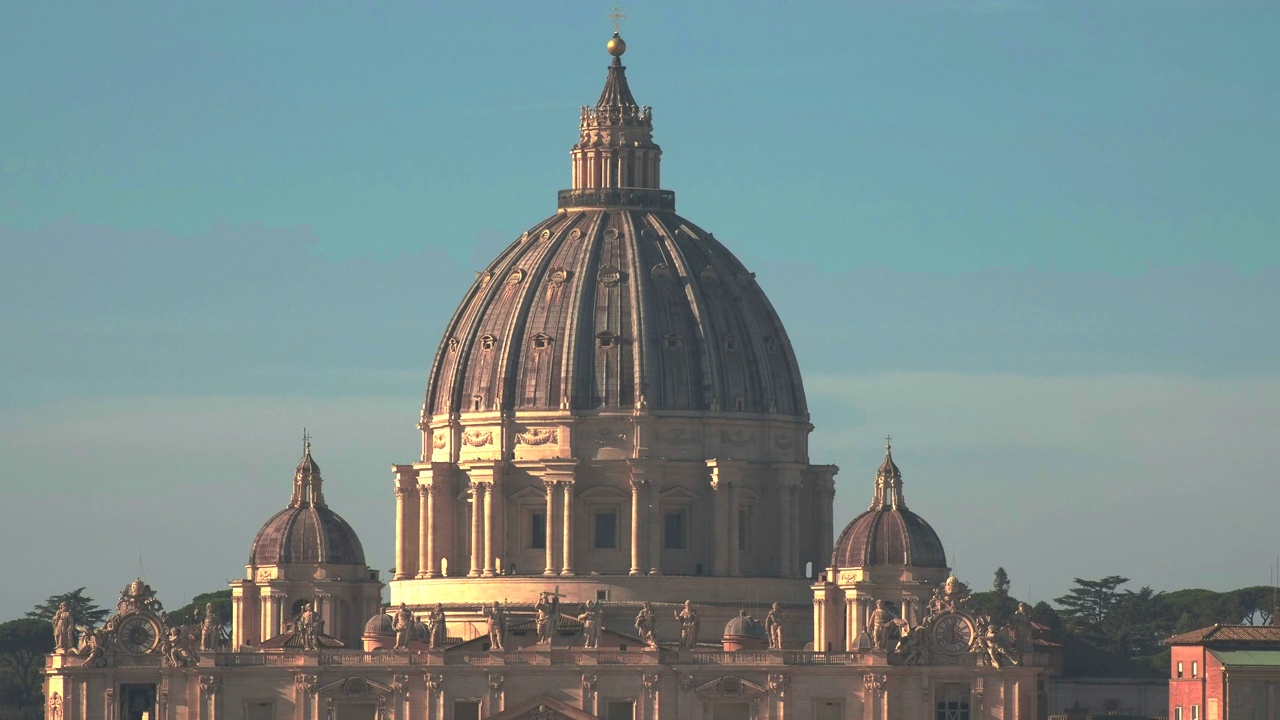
[52,602,75,654]
[535,592,560,644]
[483,601,506,651]
[896,625,930,666]
[634,602,657,648]
[869,600,896,651]
[427,603,448,649]
[674,600,699,649]
[766,603,786,650]
[577,600,603,649]
[163,626,199,668]
[392,603,413,650]
[78,628,106,668]
[200,602,221,651]
[1008,602,1034,664]
[975,618,1006,669]
[297,602,319,650]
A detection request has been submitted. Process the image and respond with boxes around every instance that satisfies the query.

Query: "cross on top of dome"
[290,428,325,508]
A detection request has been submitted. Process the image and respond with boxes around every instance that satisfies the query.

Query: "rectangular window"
[1177,661,1184,678]
[530,512,546,549]
[814,701,843,720]
[1174,707,1183,720]
[595,511,618,549]
[1208,698,1219,720]
[246,703,273,720]
[1192,705,1199,720]
[664,511,686,549]
[714,704,750,720]
[606,701,634,720]
[455,701,481,720]
[1192,661,1198,678]
[935,683,970,720]
[737,508,750,551]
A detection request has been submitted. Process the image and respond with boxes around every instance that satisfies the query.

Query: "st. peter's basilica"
[43,26,1048,720]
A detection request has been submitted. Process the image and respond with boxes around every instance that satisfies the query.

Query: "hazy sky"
[2,1,1278,620]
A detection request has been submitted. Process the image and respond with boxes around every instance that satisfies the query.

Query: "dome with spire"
[831,442,946,569]
[249,437,366,567]
[421,32,807,424]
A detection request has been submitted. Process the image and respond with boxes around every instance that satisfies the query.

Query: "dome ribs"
[621,211,649,409]
[660,222,721,411]
[421,211,811,420]
[559,212,607,411]
[494,217,572,415]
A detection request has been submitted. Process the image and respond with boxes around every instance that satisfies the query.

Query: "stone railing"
[557,188,675,212]
[212,649,881,668]
[214,653,307,667]
[318,652,422,666]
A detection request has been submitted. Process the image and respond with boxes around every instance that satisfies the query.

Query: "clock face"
[117,614,160,654]
[932,613,974,653]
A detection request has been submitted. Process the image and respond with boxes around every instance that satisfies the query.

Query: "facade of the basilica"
[43,29,1049,720]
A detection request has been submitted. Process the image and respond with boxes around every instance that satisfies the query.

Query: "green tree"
[168,590,232,630]
[970,567,1018,626]
[1029,600,1063,635]
[27,588,108,628]
[0,618,54,716]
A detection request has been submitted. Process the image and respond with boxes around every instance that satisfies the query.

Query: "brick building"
[1165,624,1280,720]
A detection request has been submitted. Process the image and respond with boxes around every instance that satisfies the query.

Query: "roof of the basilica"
[831,444,947,569]
[249,439,366,567]
[420,36,807,421]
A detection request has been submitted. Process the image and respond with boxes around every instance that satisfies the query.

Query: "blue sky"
[1,1,1278,618]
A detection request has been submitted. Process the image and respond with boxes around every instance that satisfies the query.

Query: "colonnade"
[392,460,836,580]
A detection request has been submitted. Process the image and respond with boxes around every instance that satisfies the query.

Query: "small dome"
[830,442,946,569]
[363,613,393,636]
[250,504,367,566]
[249,440,367,567]
[832,508,946,568]
[723,611,768,642]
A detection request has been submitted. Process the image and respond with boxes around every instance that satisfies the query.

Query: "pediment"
[315,677,393,699]
[660,486,701,502]
[579,486,627,501]
[486,694,598,720]
[509,485,548,503]
[694,676,767,699]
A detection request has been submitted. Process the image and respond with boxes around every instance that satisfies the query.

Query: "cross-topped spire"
[291,429,325,507]
[869,436,906,510]
[608,4,626,35]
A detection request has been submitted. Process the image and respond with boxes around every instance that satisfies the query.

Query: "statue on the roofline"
[483,601,506,651]
[766,603,786,650]
[674,600,699,649]
[634,602,657,649]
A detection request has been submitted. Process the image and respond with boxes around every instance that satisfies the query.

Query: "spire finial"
[885,434,892,452]
[608,4,626,35]
[606,5,627,57]
[303,427,312,455]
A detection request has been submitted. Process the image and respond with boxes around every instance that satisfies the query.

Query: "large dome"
[421,40,805,422]
[831,445,946,569]
[249,442,366,567]
[423,210,807,417]
[390,33,838,633]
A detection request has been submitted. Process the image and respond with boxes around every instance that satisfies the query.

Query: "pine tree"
[27,588,109,629]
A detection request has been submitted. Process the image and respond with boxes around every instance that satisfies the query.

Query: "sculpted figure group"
[852,576,1037,668]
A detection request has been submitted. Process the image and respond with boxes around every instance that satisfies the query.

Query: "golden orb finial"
[607,32,627,57]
